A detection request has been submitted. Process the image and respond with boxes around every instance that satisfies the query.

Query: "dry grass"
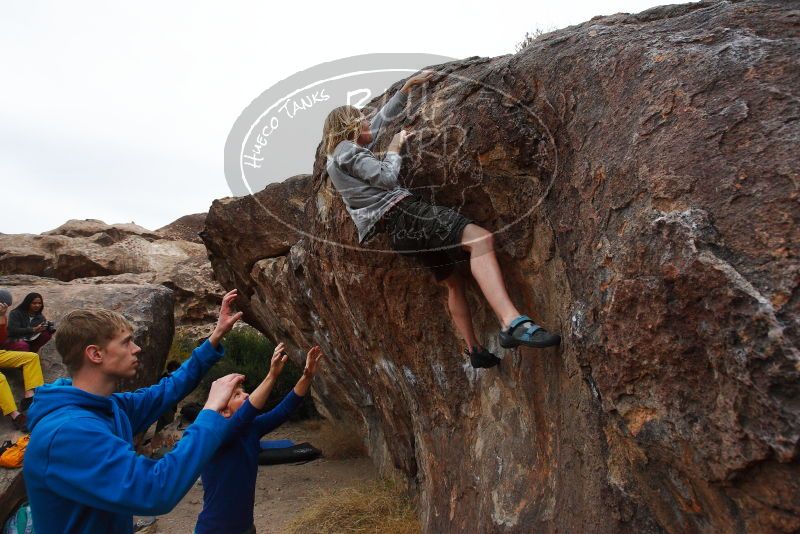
[310,419,368,460]
[282,480,420,534]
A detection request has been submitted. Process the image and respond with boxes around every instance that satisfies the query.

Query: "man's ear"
[84,345,103,365]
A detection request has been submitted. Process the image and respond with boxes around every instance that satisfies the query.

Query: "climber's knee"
[461,224,494,253]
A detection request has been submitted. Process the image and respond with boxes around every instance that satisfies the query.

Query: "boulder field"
[0,217,223,330]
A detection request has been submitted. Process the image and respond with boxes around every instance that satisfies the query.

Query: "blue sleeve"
[252,391,304,437]
[43,409,227,516]
[368,90,408,145]
[115,340,224,434]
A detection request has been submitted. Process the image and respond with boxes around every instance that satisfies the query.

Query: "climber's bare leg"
[442,273,479,349]
[461,224,521,329]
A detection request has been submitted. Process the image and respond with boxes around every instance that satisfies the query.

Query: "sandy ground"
[151,421,378,534]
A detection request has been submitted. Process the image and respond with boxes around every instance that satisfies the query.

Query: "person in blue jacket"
[23,289,246,534]
[195,342,324,534]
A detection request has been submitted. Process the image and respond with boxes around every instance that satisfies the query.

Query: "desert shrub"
[199,327,316,419]
[515,28,546,52]
[283,479,420,534]
[200,326,272,393]
[167,332,196,365]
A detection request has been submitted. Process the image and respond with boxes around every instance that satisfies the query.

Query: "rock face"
[156,213,207,244]
[0,218,223,328]
[203,2,799,532]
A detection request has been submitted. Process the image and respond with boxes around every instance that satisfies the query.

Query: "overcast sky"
[1,0,670,235]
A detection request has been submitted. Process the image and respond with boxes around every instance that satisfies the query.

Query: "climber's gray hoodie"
[326,90,412,242]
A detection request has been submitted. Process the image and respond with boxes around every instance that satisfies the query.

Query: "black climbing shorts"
[378,195,472,282]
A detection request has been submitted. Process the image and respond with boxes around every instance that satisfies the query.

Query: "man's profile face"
[99,329,141,379]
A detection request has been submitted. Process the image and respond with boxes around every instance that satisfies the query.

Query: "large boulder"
[203,1,799,532]
[0,219,223,328]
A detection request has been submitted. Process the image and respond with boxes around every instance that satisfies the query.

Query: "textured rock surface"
[0,218,223,327]
[156,213,207,243]
[203,2,799,532]
[45,219,160,241]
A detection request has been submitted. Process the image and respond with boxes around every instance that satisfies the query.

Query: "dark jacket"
[7,308,44,339]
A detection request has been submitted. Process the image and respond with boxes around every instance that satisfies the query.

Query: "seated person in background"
[4,292,55,353]
[0,289,44,432]
[194,342,324,534]
[24,289,246,534]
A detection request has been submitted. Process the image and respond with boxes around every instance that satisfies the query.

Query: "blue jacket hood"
[27,378,115,431]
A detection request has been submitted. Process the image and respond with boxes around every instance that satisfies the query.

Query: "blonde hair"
[55,309,133,373]
[322,105,363,155]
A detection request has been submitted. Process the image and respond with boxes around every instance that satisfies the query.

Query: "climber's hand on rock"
[388,130,414,153]
[209,289,243,348]
[401,70,435,93]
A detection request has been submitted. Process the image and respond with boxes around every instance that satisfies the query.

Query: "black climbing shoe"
[465,346,501,369]
[499,315,561,349]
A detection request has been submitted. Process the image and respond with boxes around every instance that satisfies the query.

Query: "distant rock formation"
[44,219,161,240]
[156,213,207,244]
[202,1,799,532]
[0,217,223,329]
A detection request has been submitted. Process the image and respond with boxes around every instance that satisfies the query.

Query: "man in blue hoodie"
[24,289,246,534]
